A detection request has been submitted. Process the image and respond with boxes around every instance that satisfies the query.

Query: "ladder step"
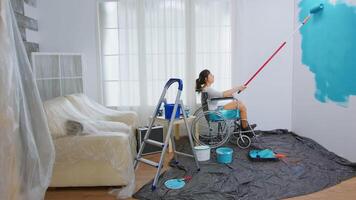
[138,158,159,168]
[145,139,164,147]
[175,151,194,158]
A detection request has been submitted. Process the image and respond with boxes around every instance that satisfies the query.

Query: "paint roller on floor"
[238,3,324,93]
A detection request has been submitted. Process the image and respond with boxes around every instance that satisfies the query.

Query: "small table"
[152,116,197,153]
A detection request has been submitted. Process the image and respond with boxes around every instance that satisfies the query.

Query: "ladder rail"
[151,89,183,188]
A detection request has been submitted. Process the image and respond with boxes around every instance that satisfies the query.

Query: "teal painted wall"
[299,0,356,106]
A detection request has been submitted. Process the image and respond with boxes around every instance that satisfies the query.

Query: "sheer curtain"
[143,0,186,106]
[0,0,54,199]
[98,0,232,124]
[194,0,232,91]
[99,0,140,107]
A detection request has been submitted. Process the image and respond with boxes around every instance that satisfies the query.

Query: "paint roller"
[238,3,324,94]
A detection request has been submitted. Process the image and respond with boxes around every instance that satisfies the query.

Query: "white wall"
[38,0,100,101]
[292,1,356,162]
[233,0,294,130]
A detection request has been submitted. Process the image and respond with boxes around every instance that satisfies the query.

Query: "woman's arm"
[223,85,246,97]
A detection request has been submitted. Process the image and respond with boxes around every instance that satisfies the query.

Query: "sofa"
[43,94,138,188]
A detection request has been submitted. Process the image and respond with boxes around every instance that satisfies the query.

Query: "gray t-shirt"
[203,87,223,99]
[202,87,223,110]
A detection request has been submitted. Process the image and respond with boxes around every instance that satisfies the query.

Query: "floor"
[45,153,356,200]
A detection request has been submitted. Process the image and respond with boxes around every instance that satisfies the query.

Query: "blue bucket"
[164,104,181,120]
[216,147,233,164]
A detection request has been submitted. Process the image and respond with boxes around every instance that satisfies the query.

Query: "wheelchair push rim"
[191,110,230,148]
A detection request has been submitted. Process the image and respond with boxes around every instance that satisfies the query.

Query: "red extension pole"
[244,41,287,86]
[238,14,313,93]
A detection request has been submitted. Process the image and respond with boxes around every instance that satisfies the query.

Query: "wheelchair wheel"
[192,105,208,117]
[192,110,229,148]
[237,135,251,149]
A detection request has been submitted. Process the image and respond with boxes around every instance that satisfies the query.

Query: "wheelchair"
[192,92,256,149]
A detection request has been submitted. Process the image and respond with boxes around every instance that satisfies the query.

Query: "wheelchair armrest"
[209,97,235,102]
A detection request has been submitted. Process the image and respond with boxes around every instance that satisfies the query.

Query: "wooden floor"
[45,153,356,200]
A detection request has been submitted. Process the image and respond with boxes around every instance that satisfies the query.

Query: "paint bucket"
[216,147,233,164]
[164,104,181,120]
[194,145,210,161]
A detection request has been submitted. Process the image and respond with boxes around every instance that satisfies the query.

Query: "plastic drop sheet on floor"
[134,130,356,200]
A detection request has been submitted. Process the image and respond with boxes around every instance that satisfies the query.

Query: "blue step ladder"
[134,78,200,191]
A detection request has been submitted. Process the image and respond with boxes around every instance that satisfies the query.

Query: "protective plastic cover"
[0,0,55,199]
[43,94,137,199]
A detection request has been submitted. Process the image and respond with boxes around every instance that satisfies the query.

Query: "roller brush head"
[310,3,324,14]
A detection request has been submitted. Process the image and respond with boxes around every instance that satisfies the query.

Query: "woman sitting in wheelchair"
[195,69,256,132]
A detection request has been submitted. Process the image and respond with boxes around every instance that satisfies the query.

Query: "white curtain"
[0,0,55,199]
[194,0,232,92]
[99,0,232,124]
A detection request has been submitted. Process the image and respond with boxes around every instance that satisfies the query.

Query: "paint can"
[216,147,233,164]
[194,145,210,161]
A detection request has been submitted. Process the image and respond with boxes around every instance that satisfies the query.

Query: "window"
[32,53,83,101]
[98,0,232,108]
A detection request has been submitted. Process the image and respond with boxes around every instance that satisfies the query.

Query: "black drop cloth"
[134,130,356,200]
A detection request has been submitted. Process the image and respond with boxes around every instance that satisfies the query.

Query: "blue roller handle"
[165,78,183,91]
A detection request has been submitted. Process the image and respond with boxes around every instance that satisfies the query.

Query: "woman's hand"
[224,85,247,97]
[238,85,247,92]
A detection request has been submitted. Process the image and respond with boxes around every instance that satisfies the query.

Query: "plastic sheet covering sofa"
[0,1,55,199]
[66,93,138,131]
[43,94,138,198]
